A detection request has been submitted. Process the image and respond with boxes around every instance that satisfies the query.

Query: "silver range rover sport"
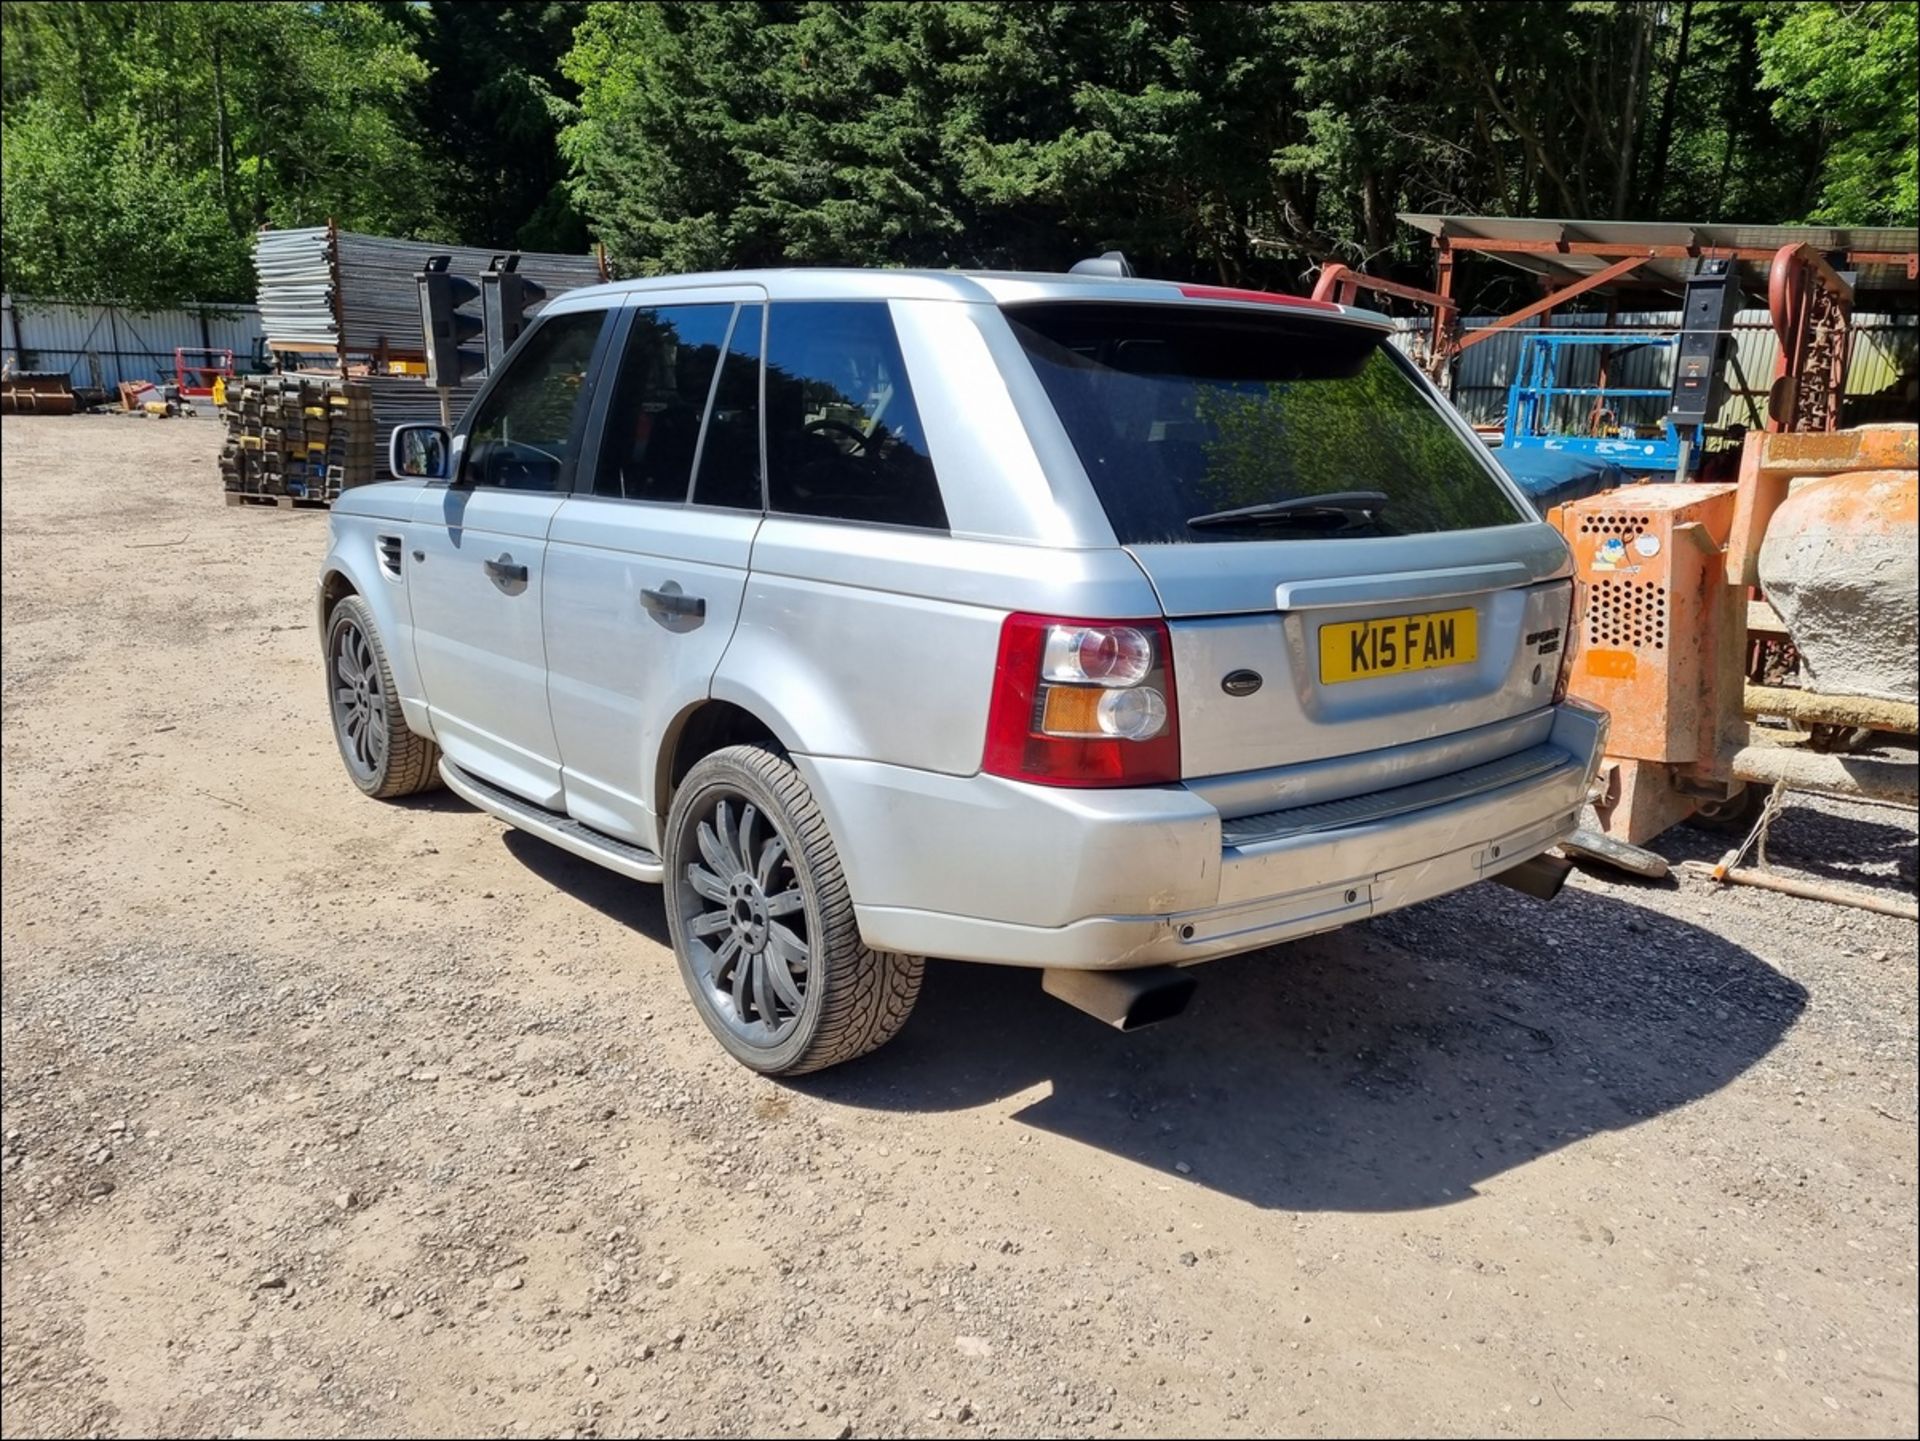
[317,266,1607,1075]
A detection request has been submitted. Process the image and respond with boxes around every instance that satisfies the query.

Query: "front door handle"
[642,586,706,620]
[484,554,529,586]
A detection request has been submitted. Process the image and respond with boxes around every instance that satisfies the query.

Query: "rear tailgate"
[1003,298,1575,793]
[1132,528,1573,781]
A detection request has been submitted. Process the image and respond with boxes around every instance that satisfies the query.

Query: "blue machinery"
[1497,257,1747,484]
[1499,331,1704,477]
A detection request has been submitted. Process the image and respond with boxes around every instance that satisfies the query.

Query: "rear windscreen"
[1006,303,1526,544]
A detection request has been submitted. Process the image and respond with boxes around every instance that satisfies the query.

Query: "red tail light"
[983,613,1181,787]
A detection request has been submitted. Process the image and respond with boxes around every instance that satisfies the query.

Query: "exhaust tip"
[1489,851,1575,902]
[1042,966,1197,1031]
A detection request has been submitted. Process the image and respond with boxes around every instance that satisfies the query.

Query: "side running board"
[439,760,665,884]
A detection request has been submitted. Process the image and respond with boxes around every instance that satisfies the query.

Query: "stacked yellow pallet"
[218,376,374,505]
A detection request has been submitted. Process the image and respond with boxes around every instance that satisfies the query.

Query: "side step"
[439,760,664,884]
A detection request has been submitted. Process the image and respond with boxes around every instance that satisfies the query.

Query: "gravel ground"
[2,414,1915,1439]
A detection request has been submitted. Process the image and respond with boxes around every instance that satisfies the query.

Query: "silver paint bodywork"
[320,266,1605,970]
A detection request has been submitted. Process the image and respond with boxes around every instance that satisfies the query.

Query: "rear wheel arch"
[659,700,788,821]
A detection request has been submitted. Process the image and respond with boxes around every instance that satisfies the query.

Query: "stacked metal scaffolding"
[253,228,340,354]
[365,373,483,429]
[254,226,602,361]
[249,225,603,476]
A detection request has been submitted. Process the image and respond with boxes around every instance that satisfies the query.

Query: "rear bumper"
[799,700,1607,970]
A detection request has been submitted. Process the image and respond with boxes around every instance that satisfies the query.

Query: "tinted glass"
[764,301,946,531]
[463,310,604,491]
[692,304,764,510]
[594,304,733,502]
[1007,303,1524,544]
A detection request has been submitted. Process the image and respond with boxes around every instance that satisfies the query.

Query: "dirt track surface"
[2,414,1916,1440]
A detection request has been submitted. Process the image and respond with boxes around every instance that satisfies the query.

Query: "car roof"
[544,266,1392,329]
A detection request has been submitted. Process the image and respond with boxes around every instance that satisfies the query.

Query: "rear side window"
[594,304,732,502]
[1006,303,1524,544]
[692,304,765,511]
[765,301,946,531]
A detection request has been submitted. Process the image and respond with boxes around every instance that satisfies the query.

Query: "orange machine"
[1550,425,1918,846]
[1557,484,1743,840]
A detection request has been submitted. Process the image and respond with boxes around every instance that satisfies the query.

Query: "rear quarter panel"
[717,522,1161,773]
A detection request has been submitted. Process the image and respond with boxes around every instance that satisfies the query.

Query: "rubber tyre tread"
[326,595,441,799]
[665,745,922,1075]
[1681,783,1764,836]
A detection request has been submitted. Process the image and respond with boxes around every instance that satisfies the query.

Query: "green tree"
[2,1,440,306]
[391,1,591,253]
[5,1,1913,308]
[1757,0,1918,225]
[559,2,797,274]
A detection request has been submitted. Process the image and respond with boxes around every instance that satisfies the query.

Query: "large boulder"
[1758,466,1918,702]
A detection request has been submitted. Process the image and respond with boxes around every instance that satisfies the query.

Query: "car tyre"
[325,595,441,798]
[664,744,922,1075]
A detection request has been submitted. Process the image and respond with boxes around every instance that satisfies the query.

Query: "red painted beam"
[1437,236,1918,272]
[1454,254,1654,354]
[1311,262,1457,310]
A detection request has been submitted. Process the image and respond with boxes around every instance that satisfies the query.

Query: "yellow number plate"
[1319,607,1478,684]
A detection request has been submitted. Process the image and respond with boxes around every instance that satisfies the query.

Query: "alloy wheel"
[678,793,811,1046]
[329,616,389,782]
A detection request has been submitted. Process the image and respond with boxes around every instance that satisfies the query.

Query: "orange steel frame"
[1312,228,1915,397]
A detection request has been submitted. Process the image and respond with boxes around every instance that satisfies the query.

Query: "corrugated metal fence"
[2,295,266,393]
[1393,309,1917,430]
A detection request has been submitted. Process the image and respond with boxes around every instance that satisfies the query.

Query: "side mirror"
[389,423,452,480]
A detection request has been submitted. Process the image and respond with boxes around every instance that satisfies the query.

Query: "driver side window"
[462,309,606,491]
[764,301,946,531]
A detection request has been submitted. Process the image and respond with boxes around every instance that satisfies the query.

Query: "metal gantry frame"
[1311,217,1919,437]
[1322,219,1920,912]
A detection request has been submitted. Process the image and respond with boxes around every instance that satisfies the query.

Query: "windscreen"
[1006,303,1526,544]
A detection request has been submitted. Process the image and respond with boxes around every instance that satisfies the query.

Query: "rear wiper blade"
[1185,490,1391,529]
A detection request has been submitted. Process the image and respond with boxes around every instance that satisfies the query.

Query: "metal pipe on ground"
[1743,684,1919,736]
[1680,860,1919,920]
[1042,966,1197,1031]
[1720,743,1919,805]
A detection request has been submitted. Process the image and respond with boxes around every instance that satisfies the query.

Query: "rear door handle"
[642,586,706,620]
[484,554,528,585]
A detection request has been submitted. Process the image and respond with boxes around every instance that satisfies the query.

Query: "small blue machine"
[1494,259,1746,506]
[1499,332,1702,476]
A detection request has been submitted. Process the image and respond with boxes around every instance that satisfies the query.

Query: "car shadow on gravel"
[799,881,1810,1213]
[396,787,496,816]
[502,829,674,942]
[496,824,1808,1214]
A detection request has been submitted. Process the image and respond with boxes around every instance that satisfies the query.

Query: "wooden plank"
[223,492,330,511]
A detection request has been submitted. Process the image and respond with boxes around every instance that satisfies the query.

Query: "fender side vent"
[377,534,403,579]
